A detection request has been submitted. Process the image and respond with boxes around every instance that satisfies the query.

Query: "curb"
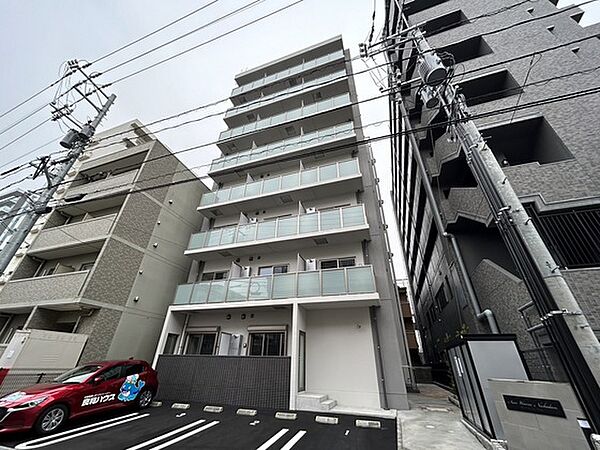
[315,415,339,425]
[275,412,297,420]
[204,405,224,413]
[237,408,258,416]
[355,419,381,429]
[171,403,190,410]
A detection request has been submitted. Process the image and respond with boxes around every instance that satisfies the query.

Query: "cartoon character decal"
[118,374,145,402]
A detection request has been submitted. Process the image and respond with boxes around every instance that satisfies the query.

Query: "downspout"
[399,102,499,334]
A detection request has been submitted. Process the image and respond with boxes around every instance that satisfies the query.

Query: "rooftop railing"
[231,49,345,97]
[200,159,359,208]
[173,265,376,305]
[187,204,367,251]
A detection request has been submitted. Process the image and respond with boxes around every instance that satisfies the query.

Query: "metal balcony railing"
[173,265,376,305]
[231,49,345,97]
[218,93,351,142]
[225,69,347,119]
[209,122,355,173]
[187,204,367,251]
[200,159,359,208]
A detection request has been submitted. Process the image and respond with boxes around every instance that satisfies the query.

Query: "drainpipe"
[399,103,499,334]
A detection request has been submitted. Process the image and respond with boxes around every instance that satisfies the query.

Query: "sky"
[0,0,598,281]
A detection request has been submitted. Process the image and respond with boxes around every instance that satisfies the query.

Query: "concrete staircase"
[296,392,337,411]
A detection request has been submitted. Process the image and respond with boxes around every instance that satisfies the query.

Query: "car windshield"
[54,365,102,384]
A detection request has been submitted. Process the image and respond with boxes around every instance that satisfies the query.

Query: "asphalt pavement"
[0,403,397,450]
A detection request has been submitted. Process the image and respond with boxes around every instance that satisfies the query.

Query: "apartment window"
[422,10,469,37]
[35,263,57,277]
[434,285,449,310]
[320,257,356,269]
[458,70,522,107]
[65,214,85,224]
[185,333,217,355]
[437,36,492,64]
[258,265,289,275]
[163,333,179,355]
[248,332,286,356]
[201,271,228,281]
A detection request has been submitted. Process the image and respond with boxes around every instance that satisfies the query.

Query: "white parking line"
[280,430,307,450]
[256,428,289,450]
[148,420,219,450]
[15,413,149,449]
[125,419,207,450]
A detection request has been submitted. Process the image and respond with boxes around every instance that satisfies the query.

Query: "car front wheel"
[35,404,68,434]
[137,389,153,409]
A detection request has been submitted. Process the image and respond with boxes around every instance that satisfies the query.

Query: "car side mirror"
[91,376,103,385]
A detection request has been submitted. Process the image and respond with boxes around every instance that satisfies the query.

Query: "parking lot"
[0,404,397,449]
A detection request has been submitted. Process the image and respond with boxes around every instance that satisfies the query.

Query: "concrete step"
[298,392,328,402]
[321,399,337,410]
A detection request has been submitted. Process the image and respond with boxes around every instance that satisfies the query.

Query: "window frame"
[258,264,289,276]
[319,257,356,270]
[247,331,286,357]
[200,271,229,282]
[184,332,218,355]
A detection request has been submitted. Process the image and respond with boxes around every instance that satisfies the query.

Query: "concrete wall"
[489,379,589,450]
[305,307,380,408]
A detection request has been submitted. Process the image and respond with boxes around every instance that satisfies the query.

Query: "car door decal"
[81,392,116,407]
[118,374,145,402]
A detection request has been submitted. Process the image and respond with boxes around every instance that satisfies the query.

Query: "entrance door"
[298,331,306,392]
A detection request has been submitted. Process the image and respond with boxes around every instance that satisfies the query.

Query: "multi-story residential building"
[0,120,206,363]
[0,190,33,253]
[385,0,600,381]
[153,36,413,411]
[397,280,420,365]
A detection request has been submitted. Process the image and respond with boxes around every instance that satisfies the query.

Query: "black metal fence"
[0,369,66,396]
[155,355,291,410]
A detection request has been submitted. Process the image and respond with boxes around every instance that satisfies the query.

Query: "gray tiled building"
[385,0,600,381]
[0,120,206,363]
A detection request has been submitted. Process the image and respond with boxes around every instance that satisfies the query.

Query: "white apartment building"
[153,37,412,411]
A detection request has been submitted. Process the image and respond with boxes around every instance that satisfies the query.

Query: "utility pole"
[383,24,600,433]
[0,63,116,275]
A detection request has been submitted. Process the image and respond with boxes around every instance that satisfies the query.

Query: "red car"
[0,360,158,434]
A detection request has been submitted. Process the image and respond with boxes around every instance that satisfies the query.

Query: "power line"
[101,0,266,77]
[90,0,221,66]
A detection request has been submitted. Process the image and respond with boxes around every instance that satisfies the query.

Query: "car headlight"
[8,397,48,411]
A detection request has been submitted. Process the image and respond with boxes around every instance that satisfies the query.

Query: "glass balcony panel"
[190,282,210,304]
[342,205,366,227]
[238,153,251,165]
[286,108,301,122]
[339,159,359,177]
[303,103,317,116]
[299,214,318,234]
[256,220,276,240]
[262,178,280,193]
[227,278,249,302]
[188,232,206,250]
[320,209,341,230]
[319,163,337,182]
[237,223,257,242]
[281,173,299,190]
[206,229,223,247]
[249,276,271,300]
[277,217,297,237]
[216,188,231,203]
[347,266,376,293]
[244,181,261,197]
[322,269,347,295]
[300,168,318,185]
[229,185,245,201]
[173,284,193,304]
[297,272,320,297]
[207,281,227,303]
[220,227,236,245]
[199,192,217,206]
[272,274,296,298]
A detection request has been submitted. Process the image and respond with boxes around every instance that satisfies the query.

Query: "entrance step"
[297,392,338,411]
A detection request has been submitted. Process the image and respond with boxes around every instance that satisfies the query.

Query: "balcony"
[224,69,348,122]
[199,159,362,216]
[28,214,116,259]
[209,122,356,177]
[185,205,369,259]
[231,49,345,98]
[65,170,138,203]
[0,271,89,308]
[173,265,378,308]
[218,93,352,144]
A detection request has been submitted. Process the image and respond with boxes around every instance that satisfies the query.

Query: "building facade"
[385,0,600,382]
[154,37,413,411]
[0,190,33,254]
[0,120,205,363]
